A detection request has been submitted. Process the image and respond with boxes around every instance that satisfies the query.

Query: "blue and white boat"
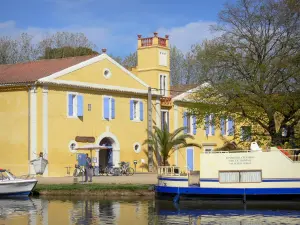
[0,169,37,197]
[155,146,300,201]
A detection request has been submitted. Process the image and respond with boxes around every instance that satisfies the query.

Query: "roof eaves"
[38,80,160,97]
[172,82,210,101]
[0,81,35,87]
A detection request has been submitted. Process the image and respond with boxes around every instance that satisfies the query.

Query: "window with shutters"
[219,170,262,183]
[103,96,115,121]
[205,114,215,136]
[183,112,196,135]
[130,99,143,122]
[159,50,167,66]
[161,110,169,131]
[220,117,235,136]
[67,92,83,118]
[159,74,167,96]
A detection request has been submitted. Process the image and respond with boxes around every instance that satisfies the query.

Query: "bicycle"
[118,162,135,176]
[73,164,85,177]
[103,164,119,176]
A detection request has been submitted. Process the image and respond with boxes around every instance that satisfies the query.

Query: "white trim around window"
[158,74,168,97]
[133,142,141,153]
[204,114,214,136]
[67,92,78,118]
[222,119,231,136]
[161,109,169,130]
[130,98,144,122]
[102,95,113,120]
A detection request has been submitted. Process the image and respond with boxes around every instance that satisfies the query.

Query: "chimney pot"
[102,48,107,53]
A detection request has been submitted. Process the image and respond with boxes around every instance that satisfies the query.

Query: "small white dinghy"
[0,169,37,197]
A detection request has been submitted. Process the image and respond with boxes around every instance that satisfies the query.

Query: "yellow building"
[0,33,247,177]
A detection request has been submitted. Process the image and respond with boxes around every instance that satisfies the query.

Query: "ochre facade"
[0,33,245,177]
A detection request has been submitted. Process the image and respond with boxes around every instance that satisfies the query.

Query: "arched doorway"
[97,132,120,168]
[99,137,113,168]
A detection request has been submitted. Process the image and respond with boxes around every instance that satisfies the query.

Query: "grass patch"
[32,184,152,195]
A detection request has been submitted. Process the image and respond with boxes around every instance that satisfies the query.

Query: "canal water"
[1,196,300,224]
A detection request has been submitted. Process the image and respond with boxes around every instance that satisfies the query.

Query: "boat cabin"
[156,147,300,199]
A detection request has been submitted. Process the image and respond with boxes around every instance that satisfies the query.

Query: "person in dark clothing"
[84,153,93,182]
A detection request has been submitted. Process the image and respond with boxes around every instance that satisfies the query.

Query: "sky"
[0,0,236,57]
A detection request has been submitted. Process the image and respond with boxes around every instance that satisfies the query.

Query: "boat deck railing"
[204,149,252,154]
[277,148,300,162]
[157,166,185,176]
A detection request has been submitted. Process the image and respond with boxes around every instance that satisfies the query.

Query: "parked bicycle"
[100,164,119,176]
[73,164,85,177]
[118,161,135,176]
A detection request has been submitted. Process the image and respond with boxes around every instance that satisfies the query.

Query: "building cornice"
[37,80,162,97]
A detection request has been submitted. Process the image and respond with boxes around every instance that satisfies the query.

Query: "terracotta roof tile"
[0,55,98,84]
[170,84,198,97]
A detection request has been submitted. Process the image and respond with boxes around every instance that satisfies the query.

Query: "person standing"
[84,153,93,182]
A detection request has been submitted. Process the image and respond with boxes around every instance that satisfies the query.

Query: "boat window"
[0,172,10,181]
[219,171,239,183]
[219,170,262,183]
[240,171,261,183]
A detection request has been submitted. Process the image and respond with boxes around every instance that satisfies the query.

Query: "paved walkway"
[37,173,157,185]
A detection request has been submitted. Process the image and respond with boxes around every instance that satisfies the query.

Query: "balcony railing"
[158,37,167,47]
[141,38,153,47]
[160,97,172,107]
[140,37,167,47]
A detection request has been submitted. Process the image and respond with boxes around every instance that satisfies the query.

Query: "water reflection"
[1,197,300,224]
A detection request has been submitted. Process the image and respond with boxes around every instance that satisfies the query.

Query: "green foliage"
[143,123,201,166]
[189,0,300,146]
[40,46,98,59]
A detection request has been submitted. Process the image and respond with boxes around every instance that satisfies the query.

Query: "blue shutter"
[139,101,144,121]
[68,94,73,116]
[104,97,110,119]
[211,114,215,136]
[228,117,234,136]
[183,112,188,134]
[130,100,134,120]
[77,95,83,117]
[205,115,210,136]
[187,148,194,171]
[220,118,225,135]
[193,116,197,135]
[111,98,115,119]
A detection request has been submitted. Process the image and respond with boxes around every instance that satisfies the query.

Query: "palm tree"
[143,123,201,166]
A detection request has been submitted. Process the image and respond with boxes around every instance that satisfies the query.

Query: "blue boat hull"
[155,186,300,201]
[0,191,31,197]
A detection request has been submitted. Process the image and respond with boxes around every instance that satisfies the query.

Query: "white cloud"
[0,20,110,50]
[157,21,221,53]
[0,20,222,56]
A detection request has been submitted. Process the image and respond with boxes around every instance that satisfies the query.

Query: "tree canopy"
[190,0,300,146]
[0,32,97,64]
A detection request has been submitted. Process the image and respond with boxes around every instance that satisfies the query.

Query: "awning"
[74,144,112,150]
